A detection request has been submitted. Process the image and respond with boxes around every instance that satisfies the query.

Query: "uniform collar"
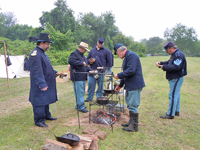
[76,49,84,56]
[172,49,178,55]
[96,45,104,51]
[124,50,128,57]
[36,46,45,52]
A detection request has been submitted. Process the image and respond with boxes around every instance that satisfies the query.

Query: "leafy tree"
[42,23,76,64]
[0,12,33,41]
[0,13,5,37]
[0,12,17,27]
[112,32,146,57]
[0,37,35,56]
[146,37,164,55]
[128,42,147,57]
[0,12,17,37]
[5,24,32,41]
[101,11,119,39]
[164,23,199,56]
[39,0,75,34]
[75,11,119,47]
[140,38,148,44]
[104,35,114,51]
[43,22,75,51]
[112,32,132,46]
[28,27,44,38]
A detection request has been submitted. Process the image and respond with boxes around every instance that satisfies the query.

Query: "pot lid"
[61,133,80,142]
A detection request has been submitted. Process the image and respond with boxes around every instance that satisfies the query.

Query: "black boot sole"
[121,124,129,127]
[122,128,138,132]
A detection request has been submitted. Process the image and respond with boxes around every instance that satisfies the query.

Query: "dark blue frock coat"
[29,46,58,106]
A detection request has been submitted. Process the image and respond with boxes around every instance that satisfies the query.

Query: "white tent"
[0,55,30,79]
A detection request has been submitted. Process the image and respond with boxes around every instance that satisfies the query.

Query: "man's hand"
[155,62,160,67]
[83,62,86,66]
[41,86,48,91]
[89,58,95,64]
[155,62,163,69]
[115,86,120,93]
[114,74,119,79]
[55,72,60,77]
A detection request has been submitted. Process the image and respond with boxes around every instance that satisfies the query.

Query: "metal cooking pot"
[96,97,109,105]
[96,92,115,105]
[41,123,80,146]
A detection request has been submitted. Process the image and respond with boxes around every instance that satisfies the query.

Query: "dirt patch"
[0,95,31,117]
[63,108,130,129]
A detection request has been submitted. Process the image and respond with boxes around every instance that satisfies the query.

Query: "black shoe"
[79,109,88,113]
[76,106,87,109]
[46,117,57,120]
[175,112,179,116]
[166,112,179,116]
[84,100,90,102]
[36,123,48,127]
[160,114,174,119]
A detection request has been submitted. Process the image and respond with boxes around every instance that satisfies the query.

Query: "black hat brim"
[38,40,54,43]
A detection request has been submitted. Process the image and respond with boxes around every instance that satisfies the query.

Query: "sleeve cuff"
[117,85,121,89]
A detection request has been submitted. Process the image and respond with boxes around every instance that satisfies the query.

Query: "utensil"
[40,123,80,146]
[103,89,115,94]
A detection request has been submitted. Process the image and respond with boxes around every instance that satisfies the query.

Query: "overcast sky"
[0,0,200,42]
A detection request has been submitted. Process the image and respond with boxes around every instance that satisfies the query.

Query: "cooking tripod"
[88,71,125,132]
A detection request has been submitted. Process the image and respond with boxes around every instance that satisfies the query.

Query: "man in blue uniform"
[29,33,58,127]
[68,42,91,113]
[84,38,112,102]
[156,41,187,119]
[113,43,145,132]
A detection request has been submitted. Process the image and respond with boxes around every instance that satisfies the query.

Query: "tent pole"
[2,41,10,88]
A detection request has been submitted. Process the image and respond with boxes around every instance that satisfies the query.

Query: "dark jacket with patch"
[68,49,91,81]
[118,50,145,91]
[160,48,187,80]
[29,46,58,106]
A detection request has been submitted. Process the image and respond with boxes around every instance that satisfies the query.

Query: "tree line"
[0,0,199,65]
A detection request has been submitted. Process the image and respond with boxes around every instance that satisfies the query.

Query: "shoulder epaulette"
[31,50,37,56]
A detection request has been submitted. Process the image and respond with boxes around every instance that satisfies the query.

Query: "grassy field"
[0,56,200,150]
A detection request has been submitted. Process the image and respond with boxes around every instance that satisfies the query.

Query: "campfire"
[91,110,120,125]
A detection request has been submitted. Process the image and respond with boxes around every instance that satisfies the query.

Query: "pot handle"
[108,92,114,99]
[40,123,57,137]
[66,132,74,138]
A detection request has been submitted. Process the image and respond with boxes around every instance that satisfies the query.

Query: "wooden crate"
[62,70,70,79]
[56,76,69,83]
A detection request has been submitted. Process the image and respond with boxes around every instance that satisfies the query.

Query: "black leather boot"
[122,112,138,132]
[121,111,131,127]
[160,114,174,119]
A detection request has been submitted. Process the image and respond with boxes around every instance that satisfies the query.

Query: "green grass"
[0,56,200,150]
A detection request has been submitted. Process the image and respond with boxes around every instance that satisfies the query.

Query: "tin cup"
[94,74,99,79]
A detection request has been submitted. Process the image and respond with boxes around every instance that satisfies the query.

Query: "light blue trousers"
[72,81,86,111]
[125,88,142,113]
[85,75,104,101]
[167,77,184,116]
